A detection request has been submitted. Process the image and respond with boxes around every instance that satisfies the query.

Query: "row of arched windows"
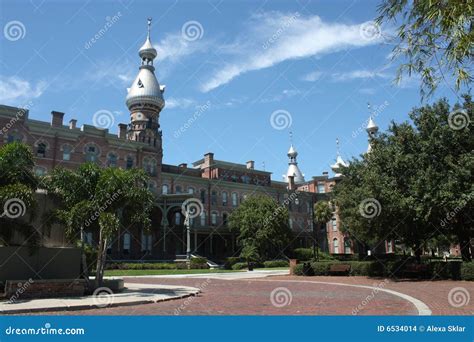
[173,211,229,228]
[161,185,245,207]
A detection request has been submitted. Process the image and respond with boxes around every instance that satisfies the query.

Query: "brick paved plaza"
[19,276,473,316]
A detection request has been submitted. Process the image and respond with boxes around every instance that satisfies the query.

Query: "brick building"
[0,19,387,261]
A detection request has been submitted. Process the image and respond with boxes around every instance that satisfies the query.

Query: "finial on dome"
[336,137,340,156]
[147,18,152,37]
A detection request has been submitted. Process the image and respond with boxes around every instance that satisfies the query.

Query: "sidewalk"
[115,269,290,280]
[0,283,200,314]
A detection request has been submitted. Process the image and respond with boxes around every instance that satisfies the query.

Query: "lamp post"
[185,212,191,261]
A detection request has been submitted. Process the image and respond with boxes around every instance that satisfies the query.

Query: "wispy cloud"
[200,12,383,92]
[84,59,135,86]
[166,97,197,109]
[0,76,46,104]
[331,69,389,82]
[301,70,323,82]
[259,89,301,103]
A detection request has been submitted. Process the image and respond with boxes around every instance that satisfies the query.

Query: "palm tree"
[313,200,333,260]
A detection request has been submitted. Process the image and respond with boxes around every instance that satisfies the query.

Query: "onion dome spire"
[284,131,305,184]
[366,102,379,153]
[331,138,348,177]
[139,18,158,63]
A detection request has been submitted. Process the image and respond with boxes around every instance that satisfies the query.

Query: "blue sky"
[0,0,459,181]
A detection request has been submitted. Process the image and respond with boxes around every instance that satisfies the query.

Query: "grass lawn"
[105,267,289,276]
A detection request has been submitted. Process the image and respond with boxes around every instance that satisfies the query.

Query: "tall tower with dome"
[126,18,165,158]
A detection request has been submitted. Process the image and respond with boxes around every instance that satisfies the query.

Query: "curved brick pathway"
[16,275,473,316]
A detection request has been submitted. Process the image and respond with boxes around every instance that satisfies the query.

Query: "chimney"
[246,160,254,169]
[178,163,188,168]
[204,152,214,167]
[51,111,65,127]
[118,123,128,139]
[69,119,77,129]
[288,175,295,191]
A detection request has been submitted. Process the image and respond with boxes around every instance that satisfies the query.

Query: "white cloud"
[259,89,301,103]
[359,88,376,95]
[155,32,209,64]
[301,70,323,82]
[331,69,389,82]
[0,76,47,104]
[166,97,196,109]
[200,12,383,92]
[85,60,135,86]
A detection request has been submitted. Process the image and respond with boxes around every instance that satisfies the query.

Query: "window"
[211,212,217,226]
[6,131,22,143]
[141,231,152,252]
[231,192,238,207]
[123,233,131,254]
[175,185,182,194]
[34,166,47,177]
[200,189,206,204]
[222,191,228,206]
[36,142,47,158]
[175,212,181,225]
[147,181,156,192]
[162,184,169,194]
[222,213,228,226]
[387,240,393,253]
[62,145,72,161]
[107,152,118,167]
[317,182,325,193]
[333,238,339,254]
[332,217,337,231]
[85,232,93,245]
[85,144,99,162]
[200,212,206,226]
[211,191,217,205]
[188,187,195,194]
[143,157,157,176]
[126,156,134,169]
[344,238,351,254]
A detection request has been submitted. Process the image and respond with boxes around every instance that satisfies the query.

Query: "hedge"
[263,260,289,268]
[293,260,473,280]
[293,248,334,261]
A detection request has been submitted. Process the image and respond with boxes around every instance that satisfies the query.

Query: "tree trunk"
[414,241,422,263]
[95,229,105,287]
[458,233,472,262]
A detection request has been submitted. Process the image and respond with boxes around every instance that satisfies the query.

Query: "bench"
[403,264,429,278]
[329,264,351,275]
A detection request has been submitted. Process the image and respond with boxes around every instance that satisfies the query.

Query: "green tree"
[47,163,155,285]
[229,194,292,260]
[0,142,38,245]
[240,242,259,271]
[377,0,473,98]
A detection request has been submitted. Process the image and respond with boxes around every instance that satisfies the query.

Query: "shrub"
[310,261,336,275]
[224,257,242,269]
[349,261,371,276]
[263,260,289,268]
[461,262,474,281]
[232,262,249,270]
[105,262,177,270]
[293,263,304,276]
[191,257,207,265]
[293,248,314,261]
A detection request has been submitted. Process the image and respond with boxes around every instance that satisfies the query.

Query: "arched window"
[222,213,228,226]
[332,217,337,231]
[211,191,217,205]
[147,180,157,192]
[175,212,181,225]
[62,144,72,161]
[222,191,228,206]
[36,142,47,158]
[107,152,118,167]
[333,238,339,254]
[211,212,218,226]
[84,143,99,162]
[231,192,238,207]
[344,238,351,254]
[141,230,152,252]
[6,130,23,143]
[123,232,131,255]
[143,157,157,176]
[188,187,195,194]
[200,212,206,226]
[387,240,393,253]
[126,155,134,169]
[34,166,47,177]
[200,189,206,204]
[175,185,182,194]
[162,184,169,194]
